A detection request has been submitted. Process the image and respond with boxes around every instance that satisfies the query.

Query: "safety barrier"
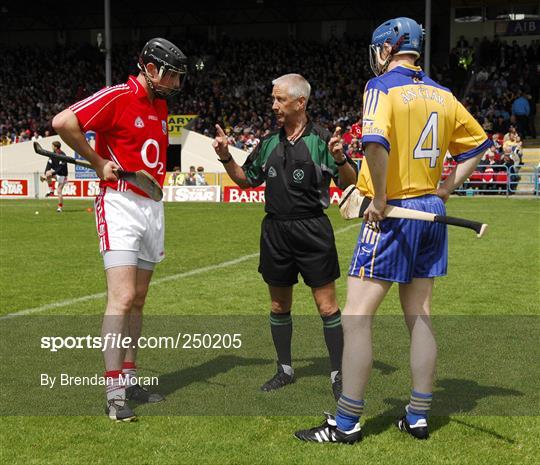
[443,164,540,197]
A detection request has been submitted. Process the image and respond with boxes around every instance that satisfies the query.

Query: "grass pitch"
[0,197,539,464]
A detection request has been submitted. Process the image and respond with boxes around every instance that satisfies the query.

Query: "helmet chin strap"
[140,64,174,99]
[369,45,392,76]
[377,49,392,76]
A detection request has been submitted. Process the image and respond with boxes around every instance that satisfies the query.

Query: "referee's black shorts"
[258,213,340,288]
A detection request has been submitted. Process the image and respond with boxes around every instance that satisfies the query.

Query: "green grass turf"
[0,197,539,464]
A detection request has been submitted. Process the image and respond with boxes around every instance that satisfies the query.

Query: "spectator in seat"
[346,139,362,160]
[503,132,522,162]
[501,151,519,194]
[476,67,489,83]
[184,166,197,186]
[491,134,502,154]
[245,133,260,154]
[350,117,362,140]
[170,166,185,186]
[195,166,208,186]
[503,125,517,142]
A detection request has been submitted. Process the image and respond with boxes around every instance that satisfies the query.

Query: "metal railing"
[443,164,540,197]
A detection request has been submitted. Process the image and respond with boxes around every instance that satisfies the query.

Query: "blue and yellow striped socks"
[336,395,364,431]
[406,390,432,424]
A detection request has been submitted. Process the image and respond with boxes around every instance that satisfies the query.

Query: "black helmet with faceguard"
[138,38,187,98]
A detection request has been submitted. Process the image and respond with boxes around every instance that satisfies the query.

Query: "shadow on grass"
[294,357,397,379]
[139,355,398,412]
[141,354,269,400]
[152,355,398,402]
[140,354,523,445]
[362,378,523,443]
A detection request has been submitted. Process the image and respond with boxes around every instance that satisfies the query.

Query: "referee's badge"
[292,169,304,183]
[268,166,277,178]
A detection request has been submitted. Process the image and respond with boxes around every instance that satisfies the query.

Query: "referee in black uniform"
[213,73,357,399]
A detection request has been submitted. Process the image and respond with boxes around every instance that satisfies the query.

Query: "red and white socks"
[105,370,125,405]
[122,361,137,387]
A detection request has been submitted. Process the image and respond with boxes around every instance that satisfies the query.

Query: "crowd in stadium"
[456,37,538,139]
[442,124,524,194]
[2,37,538,193]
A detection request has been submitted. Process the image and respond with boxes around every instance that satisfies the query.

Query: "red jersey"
[70,76,168,197]
[342,131,353,145]
[351,123,362,139]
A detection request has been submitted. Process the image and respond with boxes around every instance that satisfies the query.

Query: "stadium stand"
[1,37,538,195]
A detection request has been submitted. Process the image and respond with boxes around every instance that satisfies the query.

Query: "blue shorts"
[348,195,448,283]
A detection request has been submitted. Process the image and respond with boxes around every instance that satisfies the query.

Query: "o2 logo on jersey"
[141,138,165,175]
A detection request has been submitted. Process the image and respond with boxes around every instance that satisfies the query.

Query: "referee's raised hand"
[328,126,344,159]
[213,124,230,160]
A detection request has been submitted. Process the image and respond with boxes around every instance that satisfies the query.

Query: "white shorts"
[56,176,67,187]
[102,250,156,271]
[94,187,165,263]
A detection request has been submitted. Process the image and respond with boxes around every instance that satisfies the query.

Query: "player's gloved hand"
[363,195,386,222]
[328,126,344,160]
[95,159,120,182]
[213,124,231,160]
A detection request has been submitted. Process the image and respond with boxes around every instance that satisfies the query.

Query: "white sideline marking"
[0,223,359,320]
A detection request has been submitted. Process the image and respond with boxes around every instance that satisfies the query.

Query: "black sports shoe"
[126,383,165,403]
[294,413,362,444]
[332,372,342,401]
[45,192,54,197]
[396,415,429,440]
[260,363,294,392]
[105,398,137,422]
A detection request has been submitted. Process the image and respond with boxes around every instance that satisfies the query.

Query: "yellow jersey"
[359,63,491,199]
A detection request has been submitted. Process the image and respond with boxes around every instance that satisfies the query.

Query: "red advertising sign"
[50,180,82,197]
[46,180,100,197]
[0,179,29,196]
[82,180,102,197]
[223,186,344,204]
[329,187,343,204]
[223,186,265,203]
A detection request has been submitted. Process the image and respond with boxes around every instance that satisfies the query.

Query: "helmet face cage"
[369,44,391,77]
[139,60,187,98]
[138,38,188,98]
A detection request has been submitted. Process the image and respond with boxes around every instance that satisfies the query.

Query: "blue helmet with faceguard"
[369,17,424,76]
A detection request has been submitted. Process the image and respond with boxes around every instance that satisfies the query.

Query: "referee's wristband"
[219,155,233,164]
[335,157,347,167]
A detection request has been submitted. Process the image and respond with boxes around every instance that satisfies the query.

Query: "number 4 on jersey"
[414,112,440,168]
